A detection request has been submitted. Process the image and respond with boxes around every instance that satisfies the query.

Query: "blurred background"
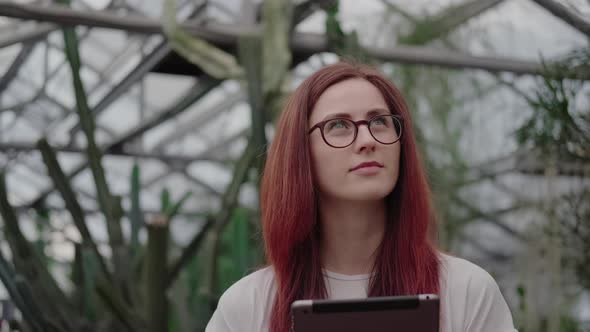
[0,0,588,331]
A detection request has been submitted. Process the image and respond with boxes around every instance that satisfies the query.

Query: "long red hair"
[260,62,440,332]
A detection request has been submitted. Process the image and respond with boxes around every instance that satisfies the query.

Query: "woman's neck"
[319,197,386,276]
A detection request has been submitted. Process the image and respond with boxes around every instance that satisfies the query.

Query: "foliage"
[324,1,370,63]
[513,47,590,331]
[516,49,590,161]
[557,189,590,291]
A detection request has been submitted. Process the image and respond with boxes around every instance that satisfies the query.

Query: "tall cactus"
[0,248,44,332]
[0,172,74,331]
[129,163,143,261]
[57,1,131,300]
[37,139,111,280]
[145,217,169,332]
[144,189,191,332]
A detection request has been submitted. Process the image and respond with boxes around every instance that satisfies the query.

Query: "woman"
[205,62,517,332]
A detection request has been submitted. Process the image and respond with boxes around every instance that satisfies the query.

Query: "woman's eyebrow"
[321,112,351,121]
[321,108,390,121]
[366,108,390,117]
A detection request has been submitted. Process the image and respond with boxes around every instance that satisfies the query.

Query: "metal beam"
[12,70,119,138]
[23,75,220,208]
[0,2,162,34]
[0,142,227,164]
[186,127,249,162]
[67,40,172,139]
[181,169,222,197]
[107,77,221,152]
[0,1,578,78]
[531,0,590,38]
[152,91,245,151]
[66,3,210,139]
[14,204,210,218]
[124,130,248,194]
[0,22,56,48]
[514,152,590,177]
[290,32,550,76]
[0,42,35,96]
[462,147,590,181]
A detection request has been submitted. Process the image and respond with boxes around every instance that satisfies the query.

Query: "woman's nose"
[354,124,376,152]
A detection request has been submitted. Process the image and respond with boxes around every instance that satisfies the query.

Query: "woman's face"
[308,78,401,202]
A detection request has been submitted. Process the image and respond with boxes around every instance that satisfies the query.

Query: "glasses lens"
[323,118,355,147]
[369,115,402,144]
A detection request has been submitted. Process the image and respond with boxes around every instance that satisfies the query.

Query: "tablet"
[291,294,439,332]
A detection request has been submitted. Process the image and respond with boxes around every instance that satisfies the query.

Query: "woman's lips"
[349,161,384,175]
[350,161,384,171]
[351,165,383,175]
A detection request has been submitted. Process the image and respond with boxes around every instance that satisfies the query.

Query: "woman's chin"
[338,187,393,202]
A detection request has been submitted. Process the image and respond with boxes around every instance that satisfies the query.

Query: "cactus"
[145,216,169,332]
[130,163,143,260]
[0,250,44,332]
[0,172,76,331]
[0,0,294,329]
[37,139,111,280]
[162,0,243,79]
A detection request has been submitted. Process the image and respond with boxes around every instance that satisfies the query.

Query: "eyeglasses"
[308,114,403,148]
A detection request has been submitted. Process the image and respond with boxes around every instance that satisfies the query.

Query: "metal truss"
[1,1,584,77]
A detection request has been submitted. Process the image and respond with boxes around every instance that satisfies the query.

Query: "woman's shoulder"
[207,266,277,331]
[225,266,274,295]
[219,266,274,306]
[438,252,498,289]
[437,252,517,331]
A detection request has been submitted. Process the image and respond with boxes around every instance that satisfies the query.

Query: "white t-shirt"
[206,253,518,332]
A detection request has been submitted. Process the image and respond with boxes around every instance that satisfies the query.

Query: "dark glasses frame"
[308,114,403,148]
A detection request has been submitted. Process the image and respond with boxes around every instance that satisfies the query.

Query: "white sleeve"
[205,295,232,332]
[205,267,275,332]
[463,267,518,332]
[205,284,255,332]
[205,291,233,332]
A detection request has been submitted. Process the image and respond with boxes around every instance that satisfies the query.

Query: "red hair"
[260,62,440,332]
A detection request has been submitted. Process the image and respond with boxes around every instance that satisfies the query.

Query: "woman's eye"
[327,120,349,130]
[372,117,387,126]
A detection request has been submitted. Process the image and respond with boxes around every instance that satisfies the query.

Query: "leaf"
[323,1,368,61]
[165,191,192,219]
[161,188,171,213]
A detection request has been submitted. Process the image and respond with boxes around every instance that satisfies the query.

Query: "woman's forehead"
[309,78,388,123]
